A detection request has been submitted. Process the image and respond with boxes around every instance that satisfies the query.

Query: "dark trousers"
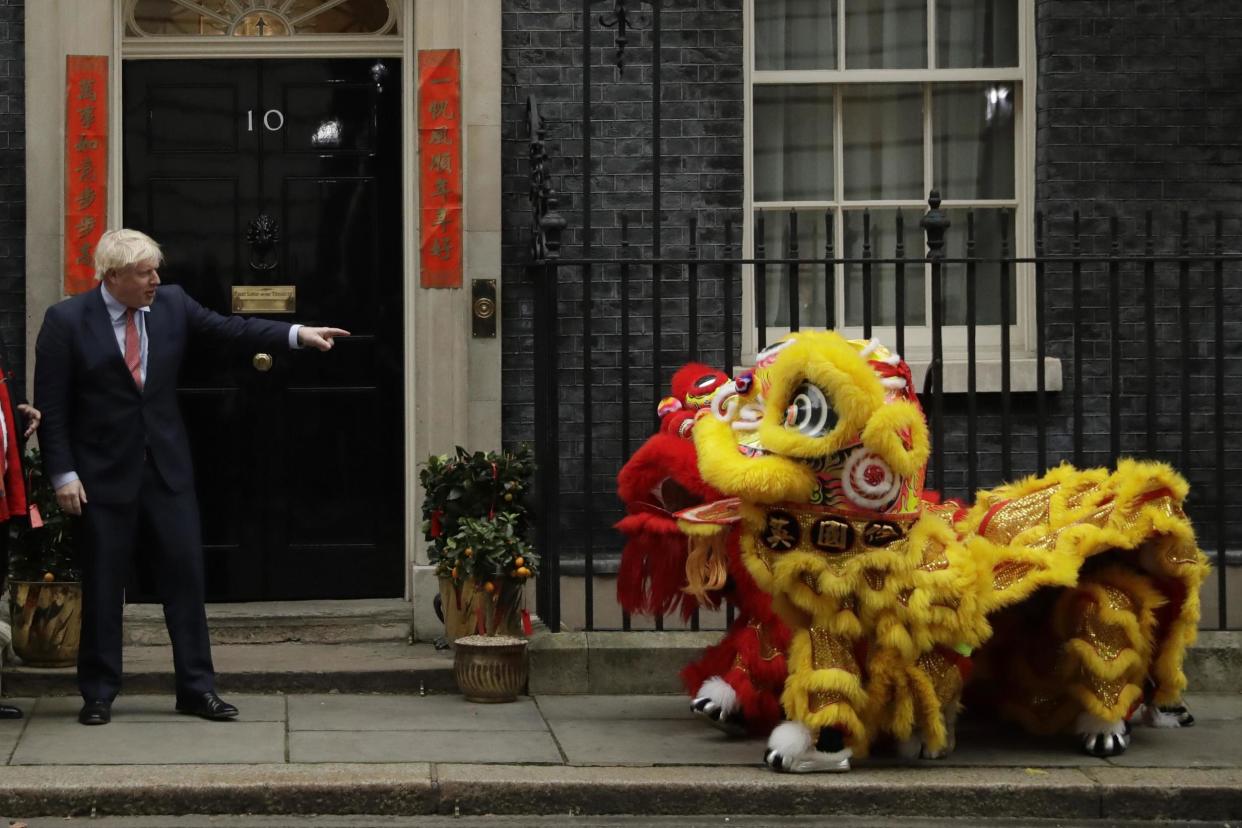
[77,459,214,702]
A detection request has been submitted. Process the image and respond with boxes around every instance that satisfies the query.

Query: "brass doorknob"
[253,352,273,372]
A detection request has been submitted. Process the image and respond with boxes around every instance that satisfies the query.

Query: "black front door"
[123,59,404,600]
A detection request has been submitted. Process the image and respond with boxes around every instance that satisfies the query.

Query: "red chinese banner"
[64,56,108,296]
[418,49,463,288]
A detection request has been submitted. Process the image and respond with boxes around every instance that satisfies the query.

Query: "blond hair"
[94,228,164,280]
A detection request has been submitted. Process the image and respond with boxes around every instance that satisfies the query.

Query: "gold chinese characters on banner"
[418,49,463,288]
[65,56,108,296]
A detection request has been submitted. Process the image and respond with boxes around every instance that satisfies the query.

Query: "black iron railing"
[527,181,1242,633]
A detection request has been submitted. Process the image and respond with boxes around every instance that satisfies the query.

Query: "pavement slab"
[1082,767,1242,822]
[287,694,548,732]
[536,694,693,721]
[290,728,563,764]
[31,694,287,723]
[11,719,287,765]
[550,716,765,766]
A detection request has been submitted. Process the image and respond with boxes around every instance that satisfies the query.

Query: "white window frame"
[742,0,1056,392]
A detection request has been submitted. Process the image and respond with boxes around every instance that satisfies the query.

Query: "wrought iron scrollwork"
[527,96,566,262]
[599,0,656,70]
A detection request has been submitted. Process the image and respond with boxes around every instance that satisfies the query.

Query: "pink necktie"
[124,309,143,390]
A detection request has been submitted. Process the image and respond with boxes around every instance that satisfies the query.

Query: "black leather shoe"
[79,700,112,726]
[0,703,23,720]
[176,691,239,721]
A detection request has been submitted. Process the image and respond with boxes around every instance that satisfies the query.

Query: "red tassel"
[430,509,443,538]
[522,609,533,636]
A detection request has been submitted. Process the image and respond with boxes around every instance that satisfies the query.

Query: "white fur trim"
[1075,711,1125,737]
[859,339,881,358]
[1138,703,1183,729]
[696,676,740,717]
[767,721,813,756]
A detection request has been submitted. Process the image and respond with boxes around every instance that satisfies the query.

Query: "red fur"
[616,433,720,620]
[679,532,790,734]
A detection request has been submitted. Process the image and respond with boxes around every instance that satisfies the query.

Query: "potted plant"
[420,446,538,702]
[7,447,82,667]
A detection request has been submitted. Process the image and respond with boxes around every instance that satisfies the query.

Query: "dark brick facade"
[501,0,1242,584]
[1032,0,1242,560]
[0,0,23,403]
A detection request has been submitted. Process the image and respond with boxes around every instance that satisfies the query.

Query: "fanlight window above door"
[126,0,398,37]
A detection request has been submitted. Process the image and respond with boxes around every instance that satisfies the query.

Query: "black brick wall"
[501,1,1242,599]
[501,0,745,563]
[0,0,23,403]
[1030,0,1242,565]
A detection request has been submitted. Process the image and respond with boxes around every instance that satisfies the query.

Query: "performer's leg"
[77,500,140,703]
[139,464,215,700]
[1054,567,1162,757]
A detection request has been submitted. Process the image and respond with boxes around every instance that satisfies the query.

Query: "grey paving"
[287,693,547,732]
[31,693,286,722]
[290,728,563,764]
[10,718,286,765]
[550,716,766,766]
[0,691,1238,818]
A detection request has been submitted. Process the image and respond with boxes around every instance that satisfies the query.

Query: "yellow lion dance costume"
[678,331,1210,773]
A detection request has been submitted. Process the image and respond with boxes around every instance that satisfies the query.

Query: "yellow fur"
[689,329,1210,756]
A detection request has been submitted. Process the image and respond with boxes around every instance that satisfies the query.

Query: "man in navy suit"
[34,228,348,725]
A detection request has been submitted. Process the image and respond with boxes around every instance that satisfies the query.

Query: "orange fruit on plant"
[42,572,55,582]
[514,556,525,567]
[484,581,496,594]
[516,566,531,578]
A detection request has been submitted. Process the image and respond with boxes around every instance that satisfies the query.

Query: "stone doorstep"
[122,599,413,645]
[5,629,1240,697]
[0,764,1239,820]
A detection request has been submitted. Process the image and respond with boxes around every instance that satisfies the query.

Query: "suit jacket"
[34,284,293,504]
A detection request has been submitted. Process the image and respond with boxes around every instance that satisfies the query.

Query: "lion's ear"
[860,400,929,479]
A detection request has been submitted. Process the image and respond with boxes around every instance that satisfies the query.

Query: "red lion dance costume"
[616,364,789,735]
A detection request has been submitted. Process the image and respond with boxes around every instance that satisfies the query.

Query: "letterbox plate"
[232,285,296,314]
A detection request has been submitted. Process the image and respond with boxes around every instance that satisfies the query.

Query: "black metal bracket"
[246,213,280,272]
[527,96,566,262]
[598,0,655,70]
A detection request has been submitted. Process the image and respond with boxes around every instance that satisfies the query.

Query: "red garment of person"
[0,377,27,522]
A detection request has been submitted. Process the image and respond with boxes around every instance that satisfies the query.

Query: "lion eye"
[784,382,837,438]
[694,374,719,390]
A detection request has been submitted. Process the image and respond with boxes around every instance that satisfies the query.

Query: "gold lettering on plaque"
[231,286,296,314]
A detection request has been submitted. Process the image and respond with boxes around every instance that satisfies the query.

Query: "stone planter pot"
[9,580,82,667]
[452,635,528,703]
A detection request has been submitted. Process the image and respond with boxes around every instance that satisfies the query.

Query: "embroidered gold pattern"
[992,560,1037,591]
[731,653,750,674]
[810,627,859,674]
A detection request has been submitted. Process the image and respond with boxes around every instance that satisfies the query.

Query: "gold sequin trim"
[931,596,961,611]
[1081,614,1130,662]
[809,691,847,712]
[916,650,963,706]
[1084,673,1128,708]
[750,619,781,661]
[918,539,950,572]
[839,594,858,612]
[800,572,821,594]
[1164,542,1200,566]
[731,653,750,674]
[810,627,859,674]
[983,488,1053,544]
[992,560,1038,591]
[897,587,914,607]
[863,568,887,591]
[1101,585,1133,613]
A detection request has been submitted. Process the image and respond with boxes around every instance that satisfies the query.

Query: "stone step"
[3,641,455,697]
[122,599,412,645]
